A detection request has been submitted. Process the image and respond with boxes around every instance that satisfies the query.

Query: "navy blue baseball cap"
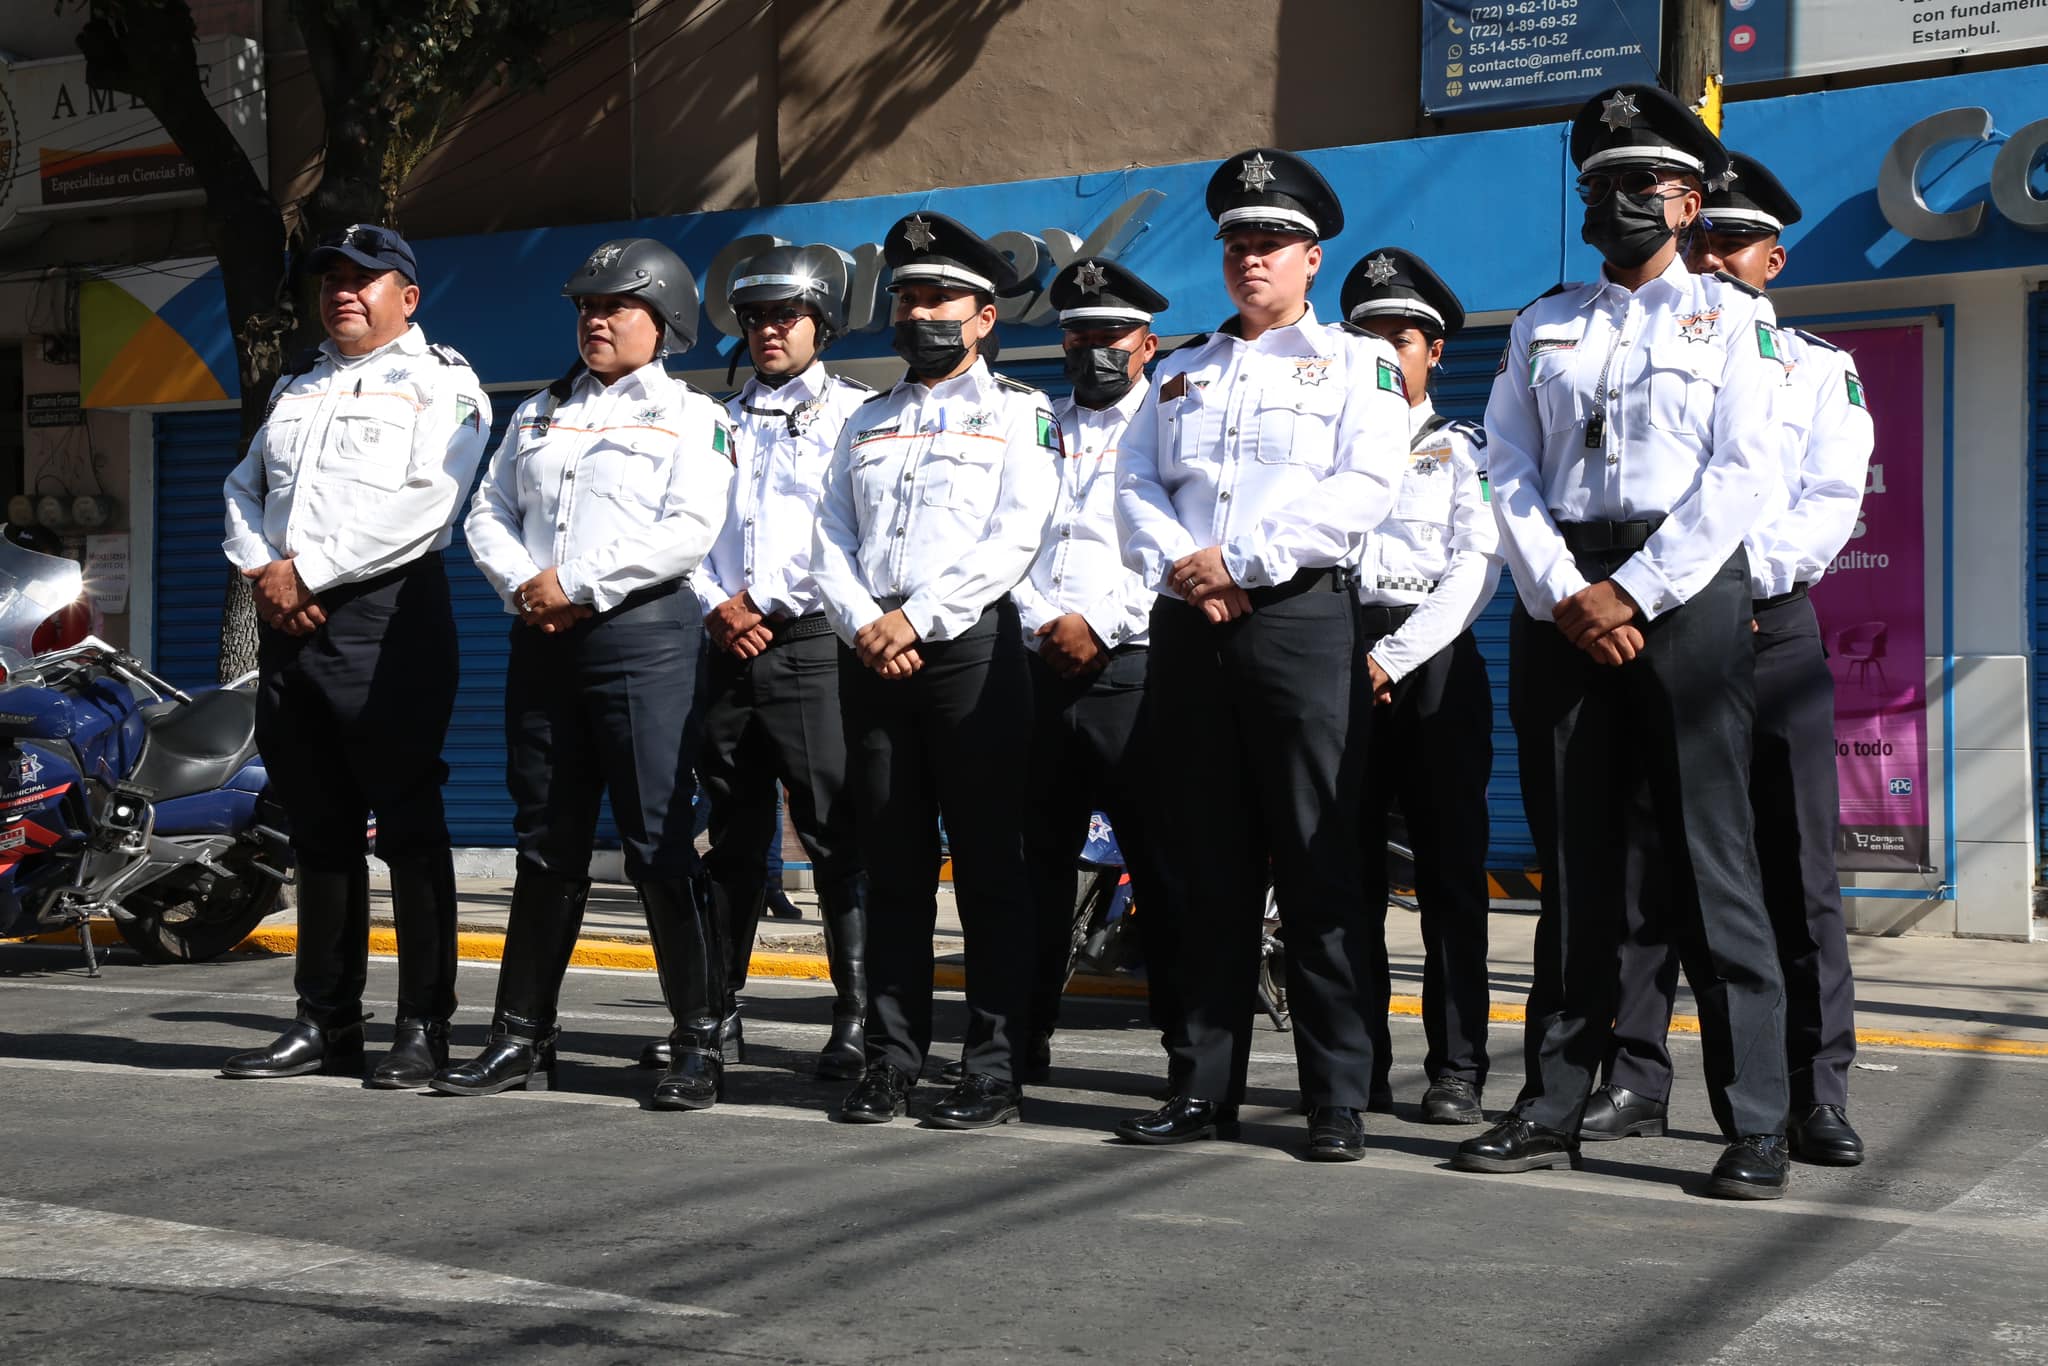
[306,223,419,284]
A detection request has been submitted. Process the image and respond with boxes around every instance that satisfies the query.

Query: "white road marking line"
[2,1053,2042,1245]
[0,1195,729,1318]
[1701,1139,2048,1364]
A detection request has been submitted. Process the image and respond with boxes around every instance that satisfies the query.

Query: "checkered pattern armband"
[1376,575,1439,594]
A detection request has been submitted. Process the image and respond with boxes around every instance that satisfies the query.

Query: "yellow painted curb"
[6,922,122,948]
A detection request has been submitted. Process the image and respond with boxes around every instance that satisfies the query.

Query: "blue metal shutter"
[151,406,521,846]
[996,336,1535,870]
[2032,288,2048,871]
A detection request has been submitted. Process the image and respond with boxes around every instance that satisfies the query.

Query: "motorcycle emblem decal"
[18,752,41,784]
[0,825,26,852]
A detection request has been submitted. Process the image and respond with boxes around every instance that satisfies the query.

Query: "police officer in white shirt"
[1453,87,1792,1198]
[220,225,489,1087]
[1112,150,1410,1161]
[1009,257,1174,1083]
[1338,247,1503,1127]
[433,238,737,1111]
[688,244,873,1081]
[812,212,1058,1129]
[1588,154,1873,1167]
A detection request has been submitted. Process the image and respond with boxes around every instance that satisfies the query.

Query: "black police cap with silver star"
[1569,84,1729,184]
[1046,258,1170,330]
[1702,151,1802,236]
[1338,247,1466,339]
[882,212,1020,296]
[1204,147,1344,242]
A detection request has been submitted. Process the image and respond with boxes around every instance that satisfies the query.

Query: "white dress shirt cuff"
[291,545,339,595]
[1609,555,1677,624]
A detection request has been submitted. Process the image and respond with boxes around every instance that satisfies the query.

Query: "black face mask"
[1063,345,1137,408]
[1582,189,1675,269]
[892,319,973,379]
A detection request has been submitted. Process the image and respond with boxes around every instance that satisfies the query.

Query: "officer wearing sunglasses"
[1456,85,1795,1199]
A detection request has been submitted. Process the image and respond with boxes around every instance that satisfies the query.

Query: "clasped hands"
[1171,546,1253,624]
[1553,579,1642,666]
[515,567,593,634]
[706,591,774,659]
[244,559,324,636]
[855,609,922,679]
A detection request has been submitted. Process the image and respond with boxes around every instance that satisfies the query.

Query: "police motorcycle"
[0,534,286,974]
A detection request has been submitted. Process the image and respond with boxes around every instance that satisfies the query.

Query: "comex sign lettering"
[1879,105,2048,240]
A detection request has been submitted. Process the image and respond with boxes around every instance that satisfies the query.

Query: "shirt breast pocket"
[1527,339,1583,429]
[587,434,673,509]
[1394,455,1455,525]
[322,413,410,491]
[920,436,996,515]
[1646,344,1718,435]
[261,416,304,489]
[1254,384,1343,466]
[1168,394,1211,471]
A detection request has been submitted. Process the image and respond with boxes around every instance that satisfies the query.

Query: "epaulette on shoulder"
[1338,320,1374,339]
[1167,332,1211,355]
[991,372,1036,395]
[1448,416,1488,447]
[1517,284,1569,316]
[676,377,714,400]
[427,342,471,367]
[1791,327,1841,353]
[833,373,874,393]
[1712,269,1764,299]
[860,389,891,405]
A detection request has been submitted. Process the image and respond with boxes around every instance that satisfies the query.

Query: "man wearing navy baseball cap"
[220,222,490,1089]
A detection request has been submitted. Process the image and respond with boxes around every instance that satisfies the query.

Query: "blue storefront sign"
[1419,0,1662,116]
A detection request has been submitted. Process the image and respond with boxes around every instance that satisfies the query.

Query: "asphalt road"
[3,942,2043,1364]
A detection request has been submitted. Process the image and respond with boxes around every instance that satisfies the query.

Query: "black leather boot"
[493,866,591,1026]
[281,863,371,1044]
[369,1018,451,1089]
[642,873,727,1111]
[384,851,460,1028]
[221,1011,368,1080]
[816,876,868,1081]
[429,1013,558,1095]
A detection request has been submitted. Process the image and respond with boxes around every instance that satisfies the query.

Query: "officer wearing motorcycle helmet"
[436,236,738,1111]
[219,222,489,1088]
[644,242,875,1083]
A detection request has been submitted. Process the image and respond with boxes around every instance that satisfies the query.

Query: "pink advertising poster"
[1808,324,1929,872]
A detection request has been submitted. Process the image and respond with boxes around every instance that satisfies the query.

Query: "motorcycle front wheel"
[114,844,283,963]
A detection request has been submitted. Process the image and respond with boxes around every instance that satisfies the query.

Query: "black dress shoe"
[1114,1094,1241,1145]
[939,1034,1050,1088]
[1578,1084,1667,1141]
[1451,1116,1583,1173]
[836,1063,914,1123]
[1707,1134,1791,1199]
[221,1017,366,1080]
[368,1019,450,1090]
[925,1073,1023,1130]
[1421,1075,1485,1125]
[651,1038,723,1112]
[428,1024,558,1096]
[1790,1104,1865,1166]
[1307,1106,1367,1161]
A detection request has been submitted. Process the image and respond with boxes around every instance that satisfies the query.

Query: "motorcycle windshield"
[0,532,83,658]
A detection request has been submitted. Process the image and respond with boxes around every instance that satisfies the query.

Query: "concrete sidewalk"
[247,876,2048,1058]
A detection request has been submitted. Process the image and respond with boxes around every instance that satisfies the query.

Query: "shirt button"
[1608,388,1619,399]
[1053,574,1063,584]
[1060,527,1071,538]
[1220,491,1232,502]
[1227,426,1238,436]
[1606,454,1620,466]
[564,469,574,480]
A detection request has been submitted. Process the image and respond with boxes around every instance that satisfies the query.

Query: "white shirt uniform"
[696,361,871,621]
[1013,381,1154,652]
[223,324,490,592]
[1486,258,1783,622]
[464,359,734,614]
[1115,305,1410,595]
[1745,327,1874,598]
[812,358,1059,644]
[1360,397,1504,683]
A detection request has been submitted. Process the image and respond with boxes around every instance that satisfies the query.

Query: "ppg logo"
[1889,777,1914,796]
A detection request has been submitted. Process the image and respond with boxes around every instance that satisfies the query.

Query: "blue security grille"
[152,405,524,845]
[2032,289,2048,873]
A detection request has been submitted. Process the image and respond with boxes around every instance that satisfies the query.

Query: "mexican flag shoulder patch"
[712,422,734,465]
[1844,371,1867,410]
[1035,408,1062,454]
[1376,357,1406,398]
[1756,322,1782,361]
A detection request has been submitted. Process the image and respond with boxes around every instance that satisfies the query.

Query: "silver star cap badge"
[1708,166,1739,193]
[904,216,936,251]
[1074,261,1109,295]
[1363,253,1398,287]
[1237,153,1276,192]
[1600,91,1640,131]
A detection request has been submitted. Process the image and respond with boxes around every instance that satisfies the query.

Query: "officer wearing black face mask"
[811,211,1059,1129]
[1454,85,1793,1198]
[1003,258,1176,1082]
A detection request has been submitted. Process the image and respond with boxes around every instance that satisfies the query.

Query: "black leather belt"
[317,549,441,607]
[1244,566,1356,610]
[1357,603,1417,639]
[767,612,834,645]
[1558,517,1665,553]
[599,579,680,617]
[1752,581,1810,613]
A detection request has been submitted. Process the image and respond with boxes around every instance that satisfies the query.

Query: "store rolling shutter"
[2032,288,2048,872]
[995,334,1536,870]
[151,405,524,846]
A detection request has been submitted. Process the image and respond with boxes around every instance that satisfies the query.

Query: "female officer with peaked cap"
[1113,149,1410,1161]
[433,238,737,1111]
[1454,86,1792,1197]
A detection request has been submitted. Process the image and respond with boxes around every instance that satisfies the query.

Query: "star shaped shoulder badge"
[1600,90,1640,131]
[1237,153,1276,192]
[960,410,996,434]
[1363,253,1398,287]
[788,397,824,437]
[634,404,666,425]
[1676,307,1721,343]
[383,366,411,384]
[1291,357,1331,386]
[904,215,936,251]
[1074,260,1109,295]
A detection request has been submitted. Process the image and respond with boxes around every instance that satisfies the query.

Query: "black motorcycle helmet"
[562,237,701,350]
[726,244,851,349]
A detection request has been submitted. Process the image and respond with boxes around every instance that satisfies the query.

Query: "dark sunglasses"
[738,305,809,331]
[1575,168,1678,205]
